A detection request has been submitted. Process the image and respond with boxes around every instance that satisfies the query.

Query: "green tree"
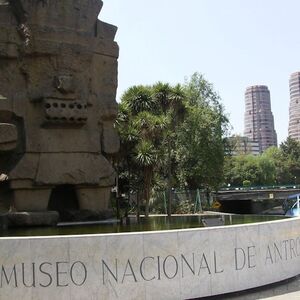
[261,146,290,184]
[224,154,277,187]
[152,82,186,216]
[279,137,300,184]
[116,73,230,216]
[116,86,166,217]
[280,137,300,160]
[176,105,226,190]
[224,147,283,187]
[176,73,229,191]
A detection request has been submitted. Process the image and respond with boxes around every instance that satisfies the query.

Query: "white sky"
[100,0,300,144]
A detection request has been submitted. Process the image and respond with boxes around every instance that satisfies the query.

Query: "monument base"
[7,211,59,227]
[59,209,115,222]
[0,213,8,230]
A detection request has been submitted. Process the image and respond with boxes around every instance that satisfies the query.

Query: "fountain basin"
[0,215,299,299]
[0,214,285,237]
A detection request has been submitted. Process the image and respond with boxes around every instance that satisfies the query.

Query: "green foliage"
[122,85,156,114]
[176,105,226,189]
[243,180,251,187]
[135,140,157,167]
[118,77,300,198]
[184,73,220,108]
[116,73,230,215]
[280,137,300,160]
[279,137,300,183]
[175,73,229,190]
[223,153,277,186]
[223,138,300,187]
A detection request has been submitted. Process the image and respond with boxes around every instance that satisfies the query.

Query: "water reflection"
[0,214,286,237]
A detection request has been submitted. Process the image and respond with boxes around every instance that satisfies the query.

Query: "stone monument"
[0,0,119,222]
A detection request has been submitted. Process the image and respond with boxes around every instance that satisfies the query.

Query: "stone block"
[97,20,118,40]
[35,153,114,186]
[76,186,112,211]
[13,188,52,211]
[0,122,17,151]
[7,211,59,227]
[102,123,120,154]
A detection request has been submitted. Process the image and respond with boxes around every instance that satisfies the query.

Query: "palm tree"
[152,83,186,216]
[133,112,166,217]
[122,85,156,115]
[117,86,165,218]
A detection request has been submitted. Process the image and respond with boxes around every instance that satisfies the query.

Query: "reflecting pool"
[0,214,287,237]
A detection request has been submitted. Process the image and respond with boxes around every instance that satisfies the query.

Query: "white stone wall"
[1,218,300,299]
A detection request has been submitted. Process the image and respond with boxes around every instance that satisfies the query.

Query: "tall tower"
[288,72,300,140]
[244,85,277,153]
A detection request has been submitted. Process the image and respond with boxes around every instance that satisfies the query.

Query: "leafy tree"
[152,82,186,216]
[176,105,226,190]
[279,137,300,184]
[176,73,229,191]
[224,155,259,186]
[116,73,230,216]
[223,142,300,187]
[121,85,156,115]
[262,146,290,184]
[280,137,300,160]
[116,86,167,217]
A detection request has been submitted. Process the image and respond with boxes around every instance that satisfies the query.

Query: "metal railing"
[219,184,300,191]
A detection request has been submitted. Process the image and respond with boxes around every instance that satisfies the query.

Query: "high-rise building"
[227,136,260,156]
[288,72,300,140]
[244,85,277,153]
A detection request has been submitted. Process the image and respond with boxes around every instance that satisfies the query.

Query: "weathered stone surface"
[0,0,120,214]
[35,153,115,185]
[7,211,59,227]
[0,123,18,150]
[13,188,52,211]
[59,209,114,222]
[96,20,118,41]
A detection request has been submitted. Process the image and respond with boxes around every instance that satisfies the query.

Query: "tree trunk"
[144,167,152,218]
[136,190,140,223]
[167,138,172,217]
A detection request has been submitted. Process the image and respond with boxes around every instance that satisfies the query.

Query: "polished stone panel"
[1,218,300,299]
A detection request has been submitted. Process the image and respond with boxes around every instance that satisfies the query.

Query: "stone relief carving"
[0,0,120,214]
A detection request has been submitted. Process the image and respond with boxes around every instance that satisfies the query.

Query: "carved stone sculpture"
[0,0,119,214]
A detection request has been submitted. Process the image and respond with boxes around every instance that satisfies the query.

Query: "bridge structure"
[215,186,300,214]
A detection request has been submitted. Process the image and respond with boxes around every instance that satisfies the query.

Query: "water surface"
[0,214,286,237]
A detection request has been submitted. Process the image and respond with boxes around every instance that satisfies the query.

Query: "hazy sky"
[100,0,300,144]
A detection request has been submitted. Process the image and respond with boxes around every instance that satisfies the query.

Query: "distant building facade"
[288,72,300,140]
[244,85,277,153]
[228,136,260,156]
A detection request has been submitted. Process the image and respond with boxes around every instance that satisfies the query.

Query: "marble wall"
[1,218,300,299]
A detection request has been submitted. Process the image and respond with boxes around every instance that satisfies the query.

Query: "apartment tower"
[288,72,300,140]
[244,85,277,153]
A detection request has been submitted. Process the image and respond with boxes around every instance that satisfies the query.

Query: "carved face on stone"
[0,0,119,154]
[19,49,92,127]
